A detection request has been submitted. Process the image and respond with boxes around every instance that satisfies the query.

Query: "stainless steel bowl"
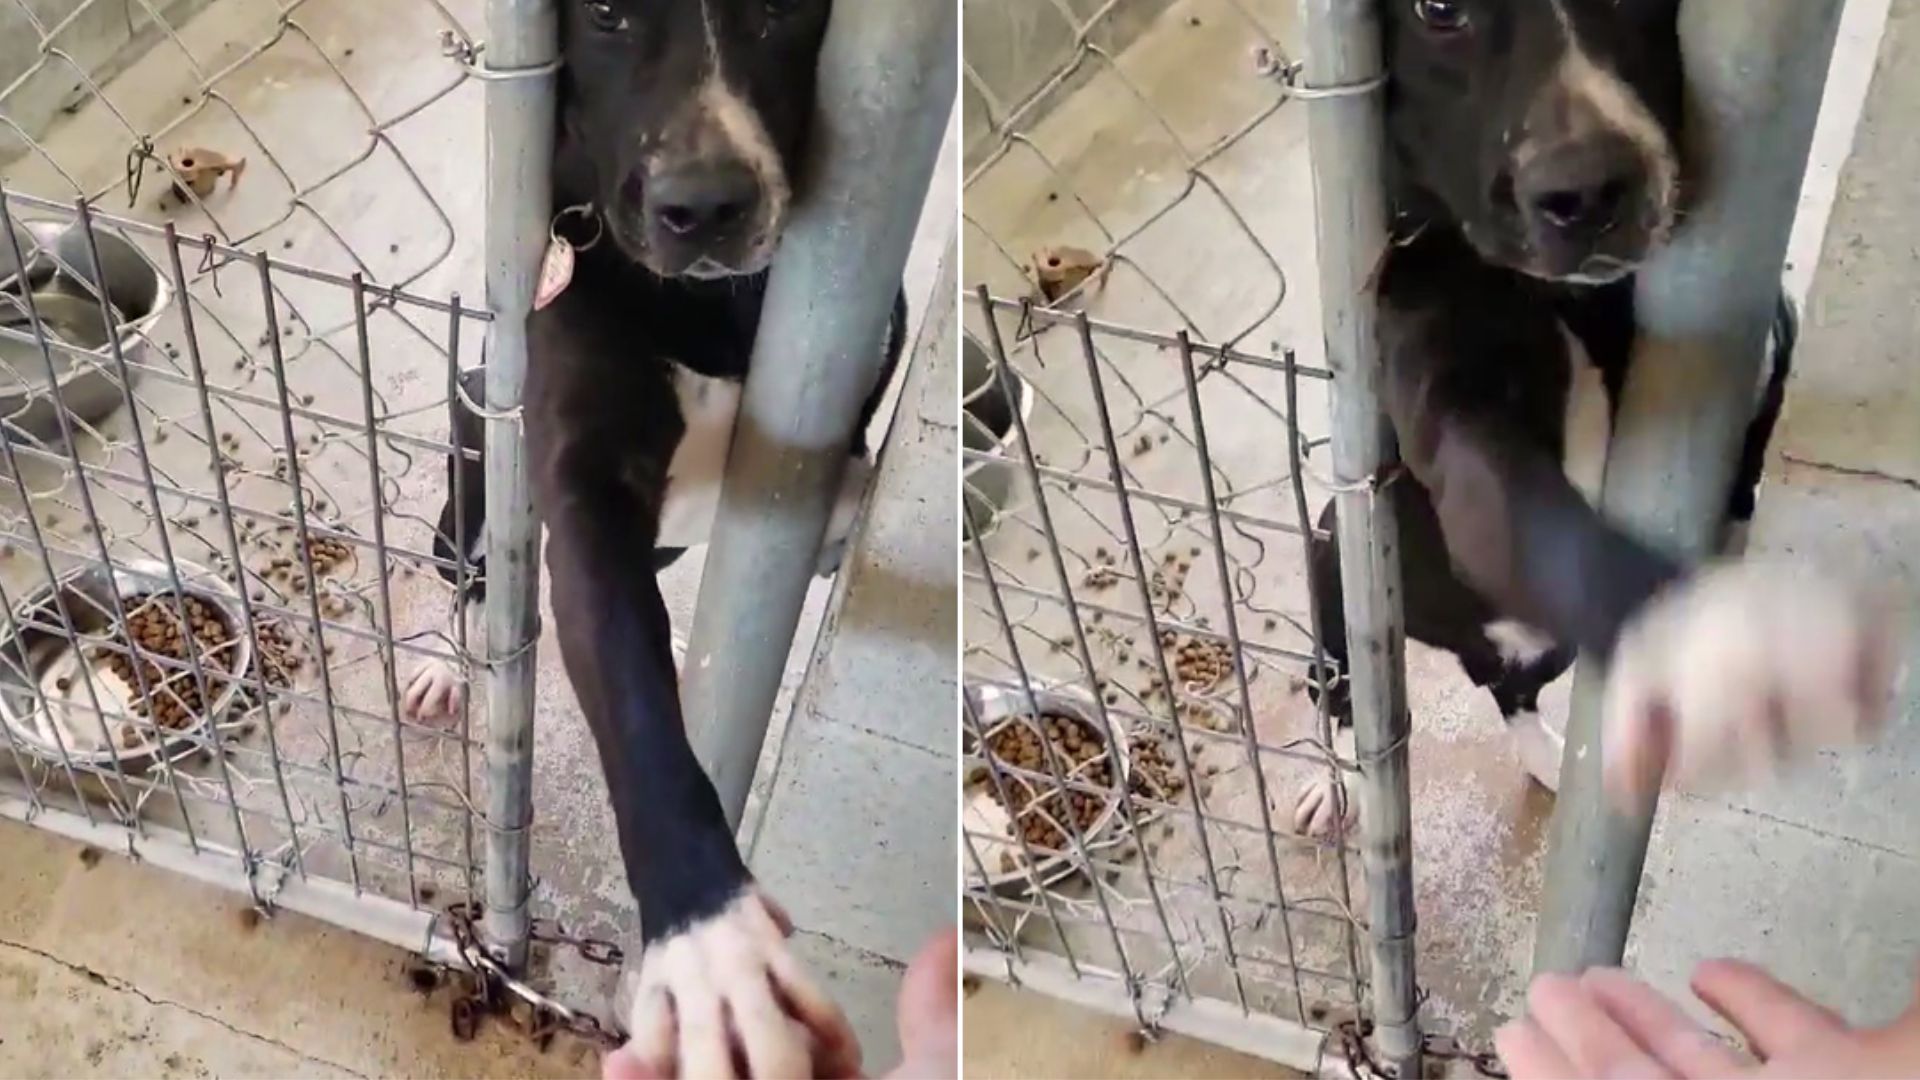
[962,337,1033,540]
[52,222,162,320]
[0,558,254,769]
[0,221,51,294]
[962,681,1133,895]
[0,219,169,442]
[0,292,129,438]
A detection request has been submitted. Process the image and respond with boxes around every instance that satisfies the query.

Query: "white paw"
[626,891,857,1079]
[400,659,466,725]
[1507,710,1564,793]
[1291,775,1356,839]
[1604,560,1903,800]
[816,456,872,578]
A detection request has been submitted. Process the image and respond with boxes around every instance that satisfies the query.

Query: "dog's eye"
[583,0,627,32]
[1413,0,1470,32]
[764,0,803,16]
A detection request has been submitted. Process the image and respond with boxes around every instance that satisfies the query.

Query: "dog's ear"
[549,106,604,207]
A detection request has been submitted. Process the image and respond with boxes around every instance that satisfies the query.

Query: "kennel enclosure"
[959,0,1851,1074]
[0,0,954,1047]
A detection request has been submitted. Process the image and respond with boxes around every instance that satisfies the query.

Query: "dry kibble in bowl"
[113,592,240,729]
[975,712,1117,853]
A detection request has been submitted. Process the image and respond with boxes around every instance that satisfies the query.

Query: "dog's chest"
[1557,322,1612,506]
[657,362,743,548]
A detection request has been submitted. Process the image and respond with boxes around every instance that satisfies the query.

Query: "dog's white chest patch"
[1485,619,1556,667]
[657,363,742,549]
[1558,323,1611,506]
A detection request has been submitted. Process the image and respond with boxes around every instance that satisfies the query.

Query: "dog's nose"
[1514,137,1640,237]
[648,162,760,240]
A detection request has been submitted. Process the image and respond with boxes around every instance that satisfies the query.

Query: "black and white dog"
[406,1,903,1073]
[1292,0,1896,836]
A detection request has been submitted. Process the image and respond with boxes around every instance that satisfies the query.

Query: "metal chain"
[530,914,627,967]
[1327,1019,1509,1079]
[440,902,627,1050]
[1422,1031,1510,1078]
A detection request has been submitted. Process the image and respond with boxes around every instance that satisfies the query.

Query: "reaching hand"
[1497,960,1920,1079]
[603,925,958,1079]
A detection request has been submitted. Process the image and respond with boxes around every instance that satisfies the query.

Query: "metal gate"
[0,0,960,1055]
[0,0,530,977]
[959,0,1424,1072]
[961,0,1851,1074]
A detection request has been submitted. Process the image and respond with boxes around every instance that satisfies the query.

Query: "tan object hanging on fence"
[167,146,247,201]
[1031,244,1108,303]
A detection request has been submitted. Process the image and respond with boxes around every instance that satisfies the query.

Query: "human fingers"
[621,988,679,1078]
[1495,1017,1581,1080]
[1690,958,1846,1063]
[602,1045,664,1080]
[1527,972,1673,1078]
[1582,969,1747,1078]
[886,928,959,1080]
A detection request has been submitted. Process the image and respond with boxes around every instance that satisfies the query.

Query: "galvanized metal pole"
[680,3,956,827]
[1533,0,1844,976]
[479,0,557,969]
[1297,1,1420,1073]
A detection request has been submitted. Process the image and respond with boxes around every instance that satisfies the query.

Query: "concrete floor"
[0,818,600,1078]
[0,0,958,1071]
[964,979,1301,1080]
[961,0,1905,1065]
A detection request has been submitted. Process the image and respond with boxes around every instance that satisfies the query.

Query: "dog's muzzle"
[1509,132,1663,282]
[618,159,776,278]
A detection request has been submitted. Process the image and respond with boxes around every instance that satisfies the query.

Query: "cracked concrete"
[1778,452,1920,494]
[0,935,366,1077]
[0,819,598,1079]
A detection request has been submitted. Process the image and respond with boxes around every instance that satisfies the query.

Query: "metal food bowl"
[0,221,48,293]
[962,337,1032,540]
[962,681,1133,895]
[0,219,169,442]
[0,558,254,769]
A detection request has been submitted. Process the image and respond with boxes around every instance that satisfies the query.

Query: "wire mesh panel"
[0,0,506,945]
[958,299,1379,1038]
[960,0,1424,1069]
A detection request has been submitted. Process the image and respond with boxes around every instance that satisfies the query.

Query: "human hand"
[604,891,859,1080]
[603,924,958,1079]
[886,926,960,1079]
[1496,960,1920,1079]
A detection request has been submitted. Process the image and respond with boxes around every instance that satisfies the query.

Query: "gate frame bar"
[680,2,959,829]
[1533,0,1847,976]
[1296,0,1421,1073]
[479,0,558,970]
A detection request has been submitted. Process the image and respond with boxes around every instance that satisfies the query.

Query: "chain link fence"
[959,0,1445,1071]
[0,0,518,972]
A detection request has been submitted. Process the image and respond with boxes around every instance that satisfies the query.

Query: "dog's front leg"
[1381,305,1901,802]
[542,468,857,1079]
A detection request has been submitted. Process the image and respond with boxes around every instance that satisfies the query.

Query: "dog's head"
[560,0,831,279]
[1384,0,1685,284]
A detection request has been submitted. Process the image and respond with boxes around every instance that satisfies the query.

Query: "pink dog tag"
[535,235,575,311]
